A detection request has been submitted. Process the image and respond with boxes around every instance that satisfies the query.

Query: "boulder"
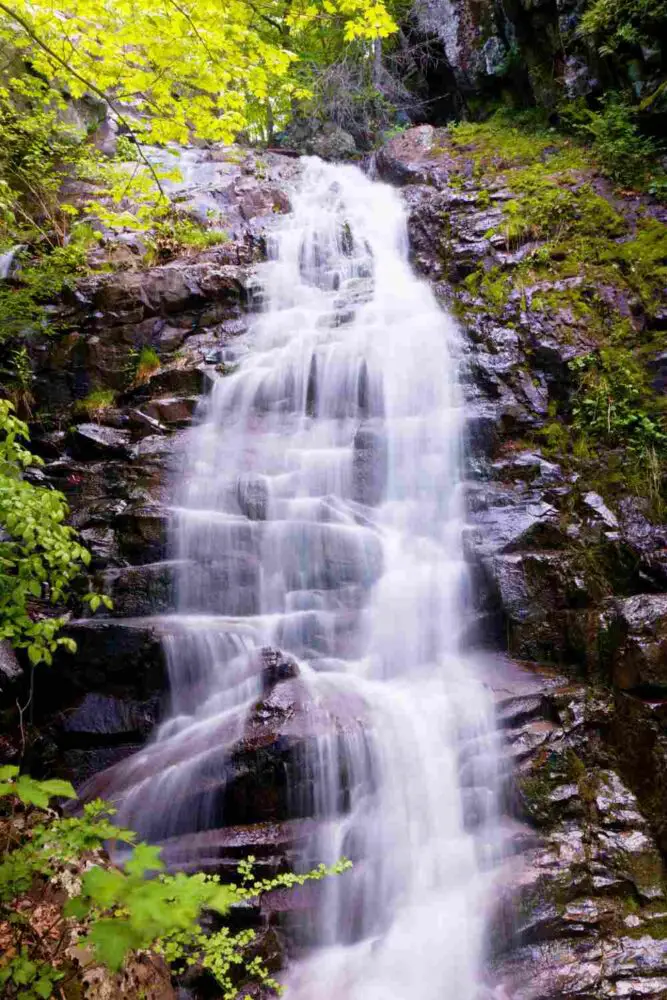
[68,423,133,460]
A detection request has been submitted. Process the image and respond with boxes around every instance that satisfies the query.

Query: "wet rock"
[123,365,214,401]
[582,491,619,530]
[82,261,249,323]
[601,595,667,690]
[310,125,357,161]
[140,396,199,427]
[69,423,133,460]
[48,620,166,700]
[352,423,388,506]
[102,561,178,617]
[115,504,170,564]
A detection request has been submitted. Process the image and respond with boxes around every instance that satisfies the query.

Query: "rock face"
[406,0,664,118]
[375,126,667,997]
[495,664,667,998]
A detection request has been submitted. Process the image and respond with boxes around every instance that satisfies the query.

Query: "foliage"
[561,95,663,188]
[0,243,88,341]
[0,344,34,414]
[578,0,667,53]
[0,0,396,148]
[145,214,228,264]
[0,0,396,344]
[0,400,108,666]
[570,349,666,451]
[130,346,162,385]
[73,388,117,421]
[0,769,349,999]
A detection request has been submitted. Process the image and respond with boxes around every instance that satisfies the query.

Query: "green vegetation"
[560,95,663,189]
[145,215,229,264]
[445,110,667,509]
[579,0,667,54]
[0,767,348,999]
[131,346,161,385]
[450,101,665,197]
[0,400,109,667]
[73,388,117,421]
[570,349,665,451]
[0,0,397,347]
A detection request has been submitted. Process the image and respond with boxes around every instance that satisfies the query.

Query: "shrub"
[563,95,661,188]
[0,769,348,999]
[0,401,109,667]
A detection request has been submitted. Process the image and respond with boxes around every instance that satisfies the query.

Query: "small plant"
[0,346,34,416]
[579,0,667,54]
[145,215,228,263]
[73,388,117,422]
[570,349,666,451]
[130,346,161,385]
[0,401,109,667]
[563,95,662,189]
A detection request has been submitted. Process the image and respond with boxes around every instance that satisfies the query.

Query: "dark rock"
[140,396,199,427]
[56,692,159,740]
[68,423,133,460]
[102,561,178,617]
[44,620,166,703]
[310,125,357,161]
[601,595,667,690]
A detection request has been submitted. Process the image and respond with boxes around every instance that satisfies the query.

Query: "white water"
[104,159,501,999]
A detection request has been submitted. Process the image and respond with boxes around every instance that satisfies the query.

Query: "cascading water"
[97,159,502,999]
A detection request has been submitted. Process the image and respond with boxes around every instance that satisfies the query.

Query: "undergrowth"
[0,769,348,999]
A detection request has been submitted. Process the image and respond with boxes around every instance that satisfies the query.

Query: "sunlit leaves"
[0,0,396,146]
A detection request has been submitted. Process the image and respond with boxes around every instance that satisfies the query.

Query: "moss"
[462,265,511,316]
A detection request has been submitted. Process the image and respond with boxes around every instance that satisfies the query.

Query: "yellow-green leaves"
[0,0,396,145]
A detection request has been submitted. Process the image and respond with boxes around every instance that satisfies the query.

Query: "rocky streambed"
[2,129,667,997]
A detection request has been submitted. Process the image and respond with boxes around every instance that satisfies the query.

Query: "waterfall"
[100,159,502,998]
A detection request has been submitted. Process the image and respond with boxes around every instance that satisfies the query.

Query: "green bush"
[579,0,667,53]
[562,95,662,188]
[0,768,348,999]
[570,348,666,450]
[0,400,111,666]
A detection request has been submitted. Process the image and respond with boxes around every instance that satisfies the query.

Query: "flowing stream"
[105,159,501,999]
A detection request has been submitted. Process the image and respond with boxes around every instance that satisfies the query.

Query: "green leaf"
[14,776,51,808]
[27,644,43,666]
[87,919,138,971]
[125,843,164,878]
[63,895,89,920]
[38,778,76,800]
[35,975,58,997]
[0,765,19,781]
[82,866,127,908]
[206,884,237,915]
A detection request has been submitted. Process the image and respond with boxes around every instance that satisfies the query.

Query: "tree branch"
[0,0,166,198]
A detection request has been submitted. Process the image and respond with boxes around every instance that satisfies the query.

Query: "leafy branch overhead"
[0,0,397,147]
